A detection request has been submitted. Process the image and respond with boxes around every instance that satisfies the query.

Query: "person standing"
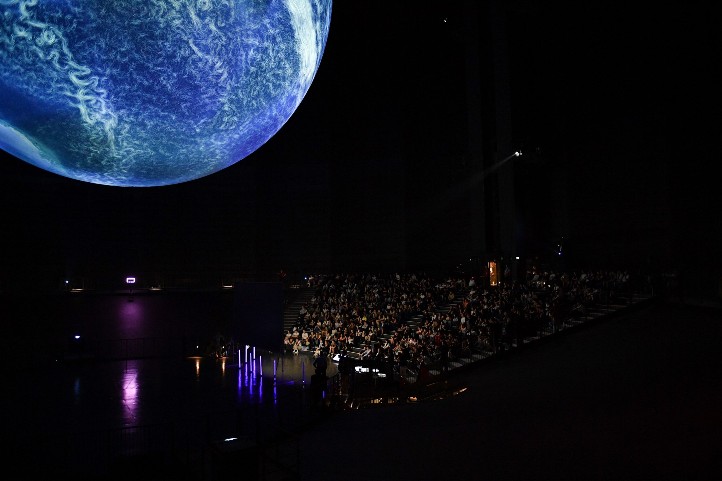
[338,352,352,400]
[310,371,325,411]
[439,341,449,377]
[313,351,328,377]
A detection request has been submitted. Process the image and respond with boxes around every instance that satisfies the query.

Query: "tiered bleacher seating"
[281,271,654,400]
[283,286,316,334]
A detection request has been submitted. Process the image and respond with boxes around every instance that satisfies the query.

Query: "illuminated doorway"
[488,261,498,286]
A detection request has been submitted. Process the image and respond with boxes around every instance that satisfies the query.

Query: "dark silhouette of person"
[313,351,328,377]
[310,372,325,411]
[439,342,449,377]
[338,352,352,399]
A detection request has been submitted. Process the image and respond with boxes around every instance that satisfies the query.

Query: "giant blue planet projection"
[0,0,332,187]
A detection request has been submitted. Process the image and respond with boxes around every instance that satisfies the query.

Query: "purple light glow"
[120,365,139,424]
[117,300,144,338]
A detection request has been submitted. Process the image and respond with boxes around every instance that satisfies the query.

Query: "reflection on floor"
[8,294,656,480]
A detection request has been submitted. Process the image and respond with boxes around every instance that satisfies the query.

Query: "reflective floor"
[6,296,721,480]
[4,347,337,479]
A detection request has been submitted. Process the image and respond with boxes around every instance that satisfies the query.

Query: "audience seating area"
[282,269,651,388]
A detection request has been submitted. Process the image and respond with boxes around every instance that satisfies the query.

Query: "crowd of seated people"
[283,269,639,384]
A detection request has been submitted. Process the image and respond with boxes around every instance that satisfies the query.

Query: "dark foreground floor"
[3,298,720,480]
[296,300,722,481]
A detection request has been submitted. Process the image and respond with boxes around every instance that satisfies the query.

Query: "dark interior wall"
[232,282,284,352]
